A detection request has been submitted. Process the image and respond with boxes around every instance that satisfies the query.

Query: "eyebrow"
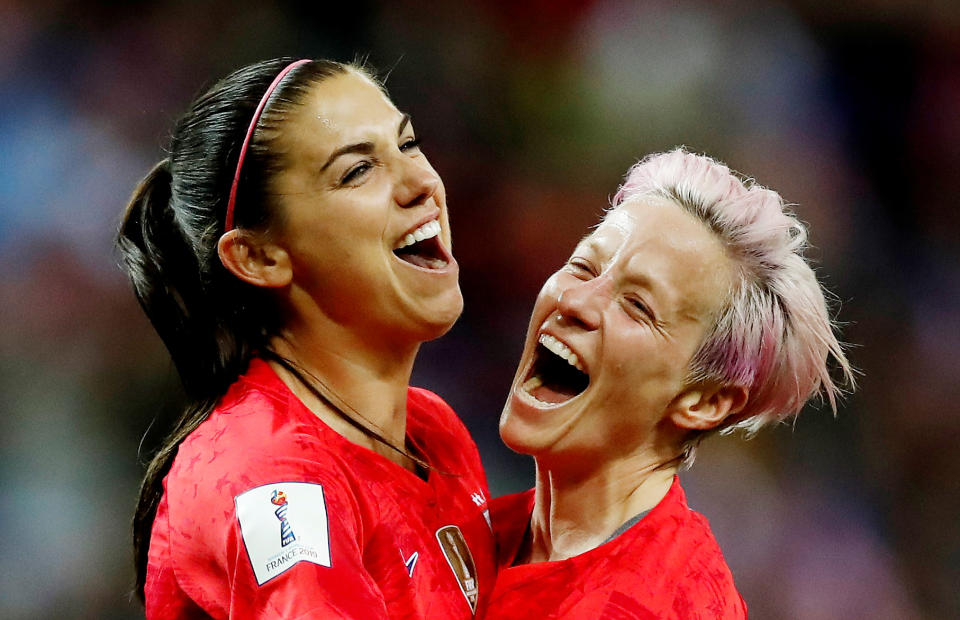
[581,234,669,310]
[319,113,413,173]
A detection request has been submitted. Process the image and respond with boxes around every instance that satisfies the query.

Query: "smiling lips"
[521,333,590,405]
[393,218,450,270]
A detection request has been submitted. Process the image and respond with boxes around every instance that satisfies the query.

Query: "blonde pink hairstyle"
[613,148,855,440]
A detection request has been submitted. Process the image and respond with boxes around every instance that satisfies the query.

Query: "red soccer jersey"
[145,358,495,619]
[483,477,746,619]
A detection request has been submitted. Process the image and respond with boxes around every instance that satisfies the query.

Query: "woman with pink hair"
[483,148,854,619]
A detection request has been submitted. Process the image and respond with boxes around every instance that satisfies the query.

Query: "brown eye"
[399,137,421,153]
[341,162,372,185]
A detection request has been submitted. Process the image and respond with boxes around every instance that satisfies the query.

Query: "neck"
[267,314,420,469]
[522,451,679,563]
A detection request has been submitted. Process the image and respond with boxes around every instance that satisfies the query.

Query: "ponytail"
[119,159,259,401]
[119,160,224,599]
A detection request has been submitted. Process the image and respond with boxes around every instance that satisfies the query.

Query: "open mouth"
[393,219,449,270]
[520,334,590,405]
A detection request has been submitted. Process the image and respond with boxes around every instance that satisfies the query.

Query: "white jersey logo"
[471,490,492,531]
[402,550,420,577]
[235,482,331,585]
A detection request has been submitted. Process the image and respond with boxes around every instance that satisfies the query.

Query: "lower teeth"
[522,376,543,392]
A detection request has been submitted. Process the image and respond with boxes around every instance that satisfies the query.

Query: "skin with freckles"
[499,197,744,561]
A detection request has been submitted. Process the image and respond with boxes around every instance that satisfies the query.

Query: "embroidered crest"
[436,525,479,612]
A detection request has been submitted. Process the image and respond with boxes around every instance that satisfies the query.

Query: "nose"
[395,157,441,209]
[556,275,609,331]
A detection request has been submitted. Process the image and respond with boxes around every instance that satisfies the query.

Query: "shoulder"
[163,361,361,535]
[406,386,464,435]
[642,479,745,616]
[659,481,736,572]
[172,369,327,491]
[489,489,535,568]
[406,386,481,468]
[179,358,296,455]
[156,368,370,596]
[677,511,743,612]
[489,489,535,526]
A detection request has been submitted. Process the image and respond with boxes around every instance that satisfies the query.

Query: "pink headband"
[224,58,311,231]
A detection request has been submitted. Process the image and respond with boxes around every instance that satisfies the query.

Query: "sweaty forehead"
[574,208,632,256]
[581,199,672,257]
[280,72,401,158]
[594,198,717,251]
[597,207,635,238]
[307,72,396,127]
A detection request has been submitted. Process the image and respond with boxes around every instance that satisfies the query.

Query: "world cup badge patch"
[236,482,331,585]
[270,490,296,547]
[435,525,479,613]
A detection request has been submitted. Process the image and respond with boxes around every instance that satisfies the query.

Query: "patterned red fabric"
[145,358,495,619]
[483,477,746,619]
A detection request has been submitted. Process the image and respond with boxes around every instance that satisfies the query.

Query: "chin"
[416,289,464,342]
[499,418,534,456]
[498,400,547,457]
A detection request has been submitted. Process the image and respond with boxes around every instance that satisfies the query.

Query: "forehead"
[280,71,402,158]
[584,198,733,319]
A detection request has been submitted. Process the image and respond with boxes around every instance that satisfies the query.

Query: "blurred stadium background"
[1,0,958,618]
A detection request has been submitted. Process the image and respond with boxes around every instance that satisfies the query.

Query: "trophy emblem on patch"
[435,525,478,613]
[271,489,296,547]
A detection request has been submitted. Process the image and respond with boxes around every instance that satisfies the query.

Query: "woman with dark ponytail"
[119,58,494,619]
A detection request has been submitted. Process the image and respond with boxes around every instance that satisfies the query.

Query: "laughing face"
[499,197,736,463]
[268,70,462,346]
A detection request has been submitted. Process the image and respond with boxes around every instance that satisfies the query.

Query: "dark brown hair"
[117,58,351,599]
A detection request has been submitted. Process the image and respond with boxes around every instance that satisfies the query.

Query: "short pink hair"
[614,148,855,438]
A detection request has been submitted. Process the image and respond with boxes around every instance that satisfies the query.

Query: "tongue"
[395,237,448,269]
[398,253,446,269]
[529,380,579,404]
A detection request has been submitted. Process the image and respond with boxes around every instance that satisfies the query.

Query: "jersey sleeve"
[162,447,392,619]
[222,476,390,619]
[665,508,748,620]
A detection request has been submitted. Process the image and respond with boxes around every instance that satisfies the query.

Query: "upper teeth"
[396,219,441,250]
[539,334,584,372]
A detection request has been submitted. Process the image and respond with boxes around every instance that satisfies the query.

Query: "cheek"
[301,199,384,244]
[604,326,683,392]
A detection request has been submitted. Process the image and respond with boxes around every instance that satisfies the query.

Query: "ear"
[667,384,749,431]
[217,230,292,288]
